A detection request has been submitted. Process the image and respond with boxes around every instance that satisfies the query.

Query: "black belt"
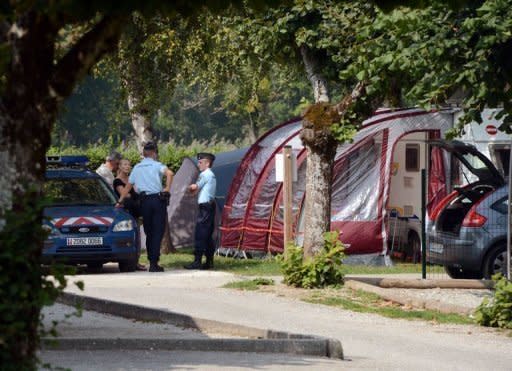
[199,200,215,206]
[140,193,160,199]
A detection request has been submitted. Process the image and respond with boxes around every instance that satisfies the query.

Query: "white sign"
[275,152,298,182]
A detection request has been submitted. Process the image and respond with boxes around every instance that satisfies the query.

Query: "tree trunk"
[247,113,258,143]
[127,91,154,152]
[0,14,59,366]
[0,12,124,368]
[299,45,337,258]
[301,131,337,257]
[300,45,330,103]
[119,18,154,152]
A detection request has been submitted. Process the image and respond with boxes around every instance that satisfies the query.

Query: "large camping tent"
[220,108,453,258]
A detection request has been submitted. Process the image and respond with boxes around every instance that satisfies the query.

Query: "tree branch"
[50,15,126,101]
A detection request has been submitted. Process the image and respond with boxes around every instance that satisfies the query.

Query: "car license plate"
[66,237,103,246]
[429,242,444,254]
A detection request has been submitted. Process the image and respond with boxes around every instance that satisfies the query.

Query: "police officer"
[117,142,173,272]
[184,152,217,270]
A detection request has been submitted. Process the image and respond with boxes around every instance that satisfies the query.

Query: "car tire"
[444,265,481,279]
[407,232,421,264]
[483,244,509,279]
[86,261,103,273]
[119,258,137,273]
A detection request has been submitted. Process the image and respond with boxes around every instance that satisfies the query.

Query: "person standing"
[96,151,122,188]
[118,142,173,272]
[114,158,146,271]
[185,152,217,270]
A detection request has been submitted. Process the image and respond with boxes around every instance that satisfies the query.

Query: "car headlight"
[112,219,134,232]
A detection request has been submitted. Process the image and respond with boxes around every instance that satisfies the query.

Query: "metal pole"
[283,145,293,256]
[421,169,427,279]
[507,143,512,280]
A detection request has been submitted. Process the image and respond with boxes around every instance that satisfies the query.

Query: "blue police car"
[42,156,139,272]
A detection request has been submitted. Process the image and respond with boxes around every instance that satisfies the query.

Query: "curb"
[347,277,494,290]
[56,292,343,359]
[345,280,474,315]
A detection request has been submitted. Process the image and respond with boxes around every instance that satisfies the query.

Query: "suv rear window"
[44,178,116,206]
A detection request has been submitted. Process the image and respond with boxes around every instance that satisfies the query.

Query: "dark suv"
[42,156,139,272]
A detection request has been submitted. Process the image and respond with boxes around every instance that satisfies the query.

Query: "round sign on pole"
[486,125,498,135]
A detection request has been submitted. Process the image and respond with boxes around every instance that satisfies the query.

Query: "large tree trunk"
[0,12,124,367]
[119,18,155,152]
[299,45,336,258]
[300,124,337,257]
[127,90,154,151]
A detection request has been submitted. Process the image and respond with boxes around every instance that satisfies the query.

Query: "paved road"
[58,269,512,370]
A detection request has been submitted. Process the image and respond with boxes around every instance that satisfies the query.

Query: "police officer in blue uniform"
[117,142,173,272]
[185,152,217,270]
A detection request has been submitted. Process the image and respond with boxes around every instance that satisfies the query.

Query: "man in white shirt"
[184,152,217,270]
[96,151,122,188]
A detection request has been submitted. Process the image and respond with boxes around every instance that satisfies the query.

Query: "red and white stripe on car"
[52,217,114,227]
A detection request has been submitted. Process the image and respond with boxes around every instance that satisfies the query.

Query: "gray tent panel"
[168,157,200,248]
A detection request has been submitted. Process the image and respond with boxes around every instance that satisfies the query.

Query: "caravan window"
[405,144,420,172]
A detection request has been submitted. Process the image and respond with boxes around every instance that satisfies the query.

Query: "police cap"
[143,142,157,151]
[197,152,215,163]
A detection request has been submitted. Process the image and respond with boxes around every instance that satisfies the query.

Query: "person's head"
[142,142,158,159]
[118,158,132,175]
[106,151,122,171]
[197,152,215,172]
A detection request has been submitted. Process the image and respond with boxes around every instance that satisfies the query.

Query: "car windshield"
[44,178,116,206]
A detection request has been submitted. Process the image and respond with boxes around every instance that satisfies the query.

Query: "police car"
[42,156,139,272]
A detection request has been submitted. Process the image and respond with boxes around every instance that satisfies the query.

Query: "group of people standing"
[96,142,217,273]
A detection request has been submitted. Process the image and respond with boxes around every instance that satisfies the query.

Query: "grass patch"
[223,278,275,291]
[141,249,442,276]
[304,289,474,325]
[141,249,281,276]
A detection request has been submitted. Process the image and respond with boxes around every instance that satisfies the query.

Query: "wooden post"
[283,145,293,254]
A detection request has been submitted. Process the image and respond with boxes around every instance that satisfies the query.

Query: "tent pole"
[283,146,293,256]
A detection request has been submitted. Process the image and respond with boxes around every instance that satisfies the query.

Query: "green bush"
[279,231,345,289]
[47,139,236,172]
[475,274,512,329]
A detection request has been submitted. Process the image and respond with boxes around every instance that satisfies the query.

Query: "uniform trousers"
[194,201,216,259]
[140,194,167,263]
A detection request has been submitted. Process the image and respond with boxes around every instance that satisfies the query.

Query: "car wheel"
[444,266,481,279]
[483,244,509,279]
[86,261,103,273]
[119,258,137,273]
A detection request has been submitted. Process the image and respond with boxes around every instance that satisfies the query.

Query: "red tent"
[220,108,453,257]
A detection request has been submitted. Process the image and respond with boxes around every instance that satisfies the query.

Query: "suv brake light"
[429,190,458,221]
[462,209,487,227]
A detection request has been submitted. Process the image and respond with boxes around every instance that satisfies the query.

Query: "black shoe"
[148,264,164,272]
[201,259,214,270]
[184,261,202,270]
